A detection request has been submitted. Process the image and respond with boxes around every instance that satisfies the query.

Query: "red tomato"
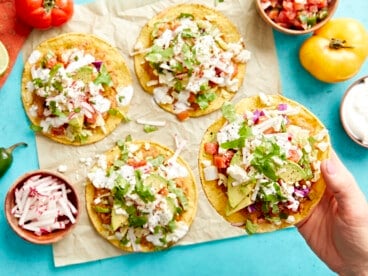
[50,126,65,136]
[213,155,228,169]
[176,110,190,121]
[213,151,234,169]
[127,159,147,168]
[204,142,219,155]
[15,0,74,29]
[187,93,196,103]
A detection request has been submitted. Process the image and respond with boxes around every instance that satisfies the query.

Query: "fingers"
[321,150,367,216]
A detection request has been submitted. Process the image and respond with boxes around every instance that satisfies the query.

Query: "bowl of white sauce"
[340,76,368,148]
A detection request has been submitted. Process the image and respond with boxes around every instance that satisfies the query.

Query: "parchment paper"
[22,0,281,267]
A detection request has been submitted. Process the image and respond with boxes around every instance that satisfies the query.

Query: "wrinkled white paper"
[23,0,280,266]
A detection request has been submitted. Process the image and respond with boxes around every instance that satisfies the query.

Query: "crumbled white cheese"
[286,215,295,224]
[227,165,249,186]
[117,85,134,106]
[28,50,41,65]
[203,165,219,181]
[316,141,329,152]
[57,164,68,173]
[80,157,93,167]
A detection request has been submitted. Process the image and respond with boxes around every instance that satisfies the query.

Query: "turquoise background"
[1,0,367,275]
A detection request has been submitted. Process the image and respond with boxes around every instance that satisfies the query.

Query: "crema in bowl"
[340,76,368,148]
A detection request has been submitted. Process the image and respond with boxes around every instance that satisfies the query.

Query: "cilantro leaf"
[94,64,112,86]
[112,175,130,202]
[134,171,155,203]
[196,90,216,110]
[221,122,252,149]
[251,139,284,181]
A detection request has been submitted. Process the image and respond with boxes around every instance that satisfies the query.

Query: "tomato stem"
[43,0,56,13]
[329,38,353,49]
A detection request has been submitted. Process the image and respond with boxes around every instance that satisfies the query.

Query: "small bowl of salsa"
[340,76,368,148]
[256,0,339,35]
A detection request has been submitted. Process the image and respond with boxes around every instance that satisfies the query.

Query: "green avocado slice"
[277,161,307,184]
[111,206,128,231]
[226,151,256,216]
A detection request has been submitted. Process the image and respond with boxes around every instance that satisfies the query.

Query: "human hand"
[297,150,368,275]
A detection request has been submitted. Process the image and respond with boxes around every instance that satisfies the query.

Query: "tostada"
[133,3,251,121]
[85,137,198,252]
[21,33,133,145]
[198,94,330,234]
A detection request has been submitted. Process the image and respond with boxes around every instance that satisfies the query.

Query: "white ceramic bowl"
[340,75,368,148]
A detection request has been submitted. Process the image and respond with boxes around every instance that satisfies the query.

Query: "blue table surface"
[1,1,367,275]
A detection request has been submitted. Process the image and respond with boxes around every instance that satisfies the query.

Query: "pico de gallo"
[260,0,331,30]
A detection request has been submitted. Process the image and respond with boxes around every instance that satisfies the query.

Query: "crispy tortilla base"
[85,140,198,252]
[134,3,247,118]
[198,94,330,233]
[21,33,132,145]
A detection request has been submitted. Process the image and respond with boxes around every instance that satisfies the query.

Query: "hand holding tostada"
[3,1,368,275]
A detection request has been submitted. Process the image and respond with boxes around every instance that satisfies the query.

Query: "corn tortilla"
[198,94,330,233]
[85,140,198,252]
[21,33,133,145]
[133,3,249,119]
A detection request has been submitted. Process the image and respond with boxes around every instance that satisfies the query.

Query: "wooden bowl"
[255,0,339,35]
[4,170,80,244]
[340,76,368,149]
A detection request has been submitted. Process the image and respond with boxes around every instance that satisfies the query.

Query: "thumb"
[321,150,367,218]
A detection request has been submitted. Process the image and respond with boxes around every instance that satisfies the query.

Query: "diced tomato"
[309,0,328,8]
[293,3,305,11]
[204,142,219,155]
[187,93,196,103]
[50,126,66,136]
[127,158,147,168]
[176,110,190,121]
[213,150,234,169]
[213,155,228,169]
[282,1,293,11]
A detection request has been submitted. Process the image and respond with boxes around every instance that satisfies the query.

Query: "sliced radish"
[12,174,78,236]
